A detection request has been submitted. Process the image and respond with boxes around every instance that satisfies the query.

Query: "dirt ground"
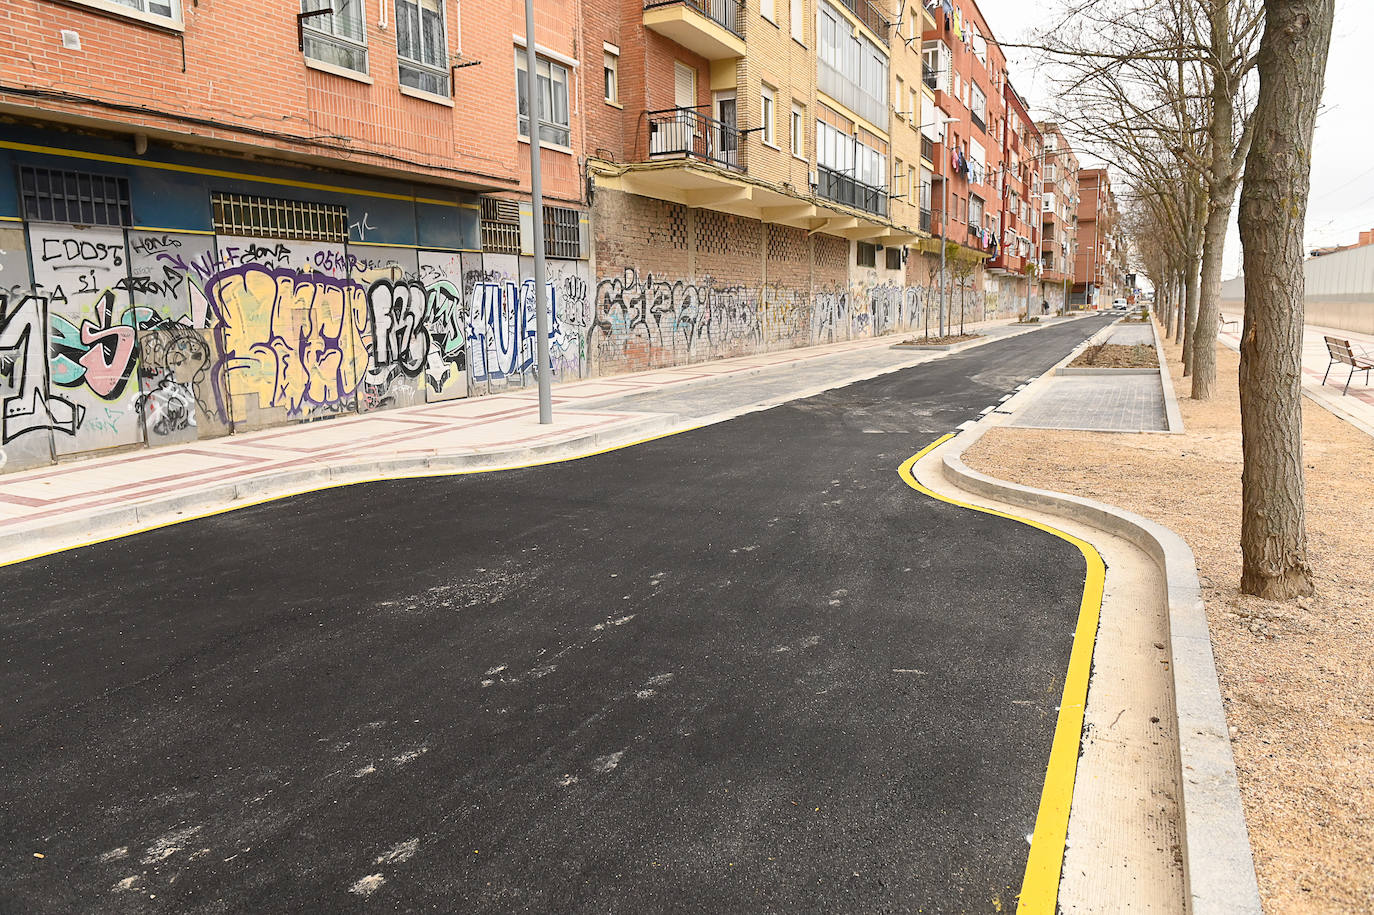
[1069,342,1160,368]
[963,330,1374,914]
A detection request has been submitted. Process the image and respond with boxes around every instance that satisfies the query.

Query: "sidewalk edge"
[931,422,1261,915]
[0,412,680,567]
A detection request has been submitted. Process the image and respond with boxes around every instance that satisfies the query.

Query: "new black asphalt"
[1,316,1114,914]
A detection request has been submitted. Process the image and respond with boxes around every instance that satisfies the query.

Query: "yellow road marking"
[898,433,1105,915]
[0,421,711,569]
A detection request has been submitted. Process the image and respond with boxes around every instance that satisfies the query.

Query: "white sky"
[971,0,1373,279]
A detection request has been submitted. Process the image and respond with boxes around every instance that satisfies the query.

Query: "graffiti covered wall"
[589,190,934,376]
[0,221,589,472]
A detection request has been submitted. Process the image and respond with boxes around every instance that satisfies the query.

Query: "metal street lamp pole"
[524,0,553,424]
[926,115,958,338]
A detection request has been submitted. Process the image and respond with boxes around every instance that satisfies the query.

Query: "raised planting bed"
[1068,342,1159,369]
[890,333,985,351]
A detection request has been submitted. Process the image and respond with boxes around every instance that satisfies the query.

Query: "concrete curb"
[924,426,1261,915]
[1057,366,1159,376]
[1154,318,1186,433]
[0,411,680,564]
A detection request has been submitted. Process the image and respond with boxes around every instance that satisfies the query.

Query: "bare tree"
[1235,0,1333,598]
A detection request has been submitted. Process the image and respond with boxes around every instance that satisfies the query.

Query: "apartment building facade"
[0,0,1060,473]
[0,0,596,471]
[1074,167,1124,305]
[919,0,1021,326]
[987,84,1042,316]
[1036,121,1079,310]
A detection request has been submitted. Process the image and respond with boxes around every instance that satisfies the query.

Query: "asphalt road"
[1,316,1114,914]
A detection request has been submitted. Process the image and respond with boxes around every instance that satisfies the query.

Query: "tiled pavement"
[1105,324,1156,345]
[1218,311,1374,437]
[1010,374,1168,432]
[0,314,1079,557]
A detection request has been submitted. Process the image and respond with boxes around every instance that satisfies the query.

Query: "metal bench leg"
[1323,357,1334,386]
[1345,364,1355,395]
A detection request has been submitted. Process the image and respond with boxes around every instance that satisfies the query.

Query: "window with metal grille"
[481,197,521,254]
[856,242,876,268]
[211,192,348,242]
[19,166,131,226]
[543,206,581,258]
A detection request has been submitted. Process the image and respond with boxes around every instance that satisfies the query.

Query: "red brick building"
[988,83,1042,315]
[1037,121,1079,309]
[1074,167,1124,305]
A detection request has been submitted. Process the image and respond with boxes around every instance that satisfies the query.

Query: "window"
[603,49,619,104]
[909,88,919,127]
[894,156,903,196]
[211,193,348,242]
[761,0,774,22]
[970,82,985,126]
[481,197,521,254]
[108,0,180,22]
[517,53,571,147]
[969,195,983,227]
[396,0,448,95]
[790,0,804,41]
[20,166,131,227]
[907,164,917,205]
[857,242,877,268]
[817,2,887,125]
[761,84,776,146]
[791,103,805,156]
[543,205,583,258]
[895,76,905,120]
[301,0,368,74]
[885,246,903,270]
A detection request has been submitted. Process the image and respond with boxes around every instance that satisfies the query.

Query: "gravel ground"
[962,330,1374,914]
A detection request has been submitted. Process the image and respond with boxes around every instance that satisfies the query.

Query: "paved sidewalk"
[1218,311,1374,436]
[0,314,1082,561]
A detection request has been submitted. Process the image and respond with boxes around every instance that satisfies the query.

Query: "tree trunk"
[1236,0,1333,599]
[1193,0,1250,401]
[1174,273,1185,343]
[1181,252,1201,375]
[1192,197,1233,398]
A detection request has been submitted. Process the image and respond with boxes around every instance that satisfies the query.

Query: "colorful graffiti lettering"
[0,294,84,444]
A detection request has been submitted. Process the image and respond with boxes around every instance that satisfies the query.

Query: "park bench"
[1322,336,1374,395]
[1220,315,1240,331]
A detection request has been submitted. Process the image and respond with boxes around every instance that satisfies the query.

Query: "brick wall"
[590,188,931,374]
[0,0,584,202]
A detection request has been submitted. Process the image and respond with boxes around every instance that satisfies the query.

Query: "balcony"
[919,207,932,233]
[816,165,887,217]
[922,63,939,90]
[835,0,889,45]
[817,61,887,127]
[643,0,745,60]
[647,107,742,172]
[970,111,985,134]
[920,134,935,163]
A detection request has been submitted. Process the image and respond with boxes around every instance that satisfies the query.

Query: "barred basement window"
[19,166,131,227]
[481,197,521,254]
[856,242,877,268]
[211,192,348,242]
[885,246,903,270]
[543,205,581,258]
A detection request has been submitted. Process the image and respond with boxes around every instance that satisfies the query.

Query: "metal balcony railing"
[835,0,889,44]
[920,135,935,162]
[646,107,743,172]
[970,111,985,133]
[816,165,887,217]
[922,64,939,90]
[644,0,743,36]
[919,207,932,233]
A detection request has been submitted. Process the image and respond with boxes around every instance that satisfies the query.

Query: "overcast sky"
[972,0,1372,279]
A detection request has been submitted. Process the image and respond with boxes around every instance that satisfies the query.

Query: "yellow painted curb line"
[0,421,710,570]
[898,434,1106,915]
